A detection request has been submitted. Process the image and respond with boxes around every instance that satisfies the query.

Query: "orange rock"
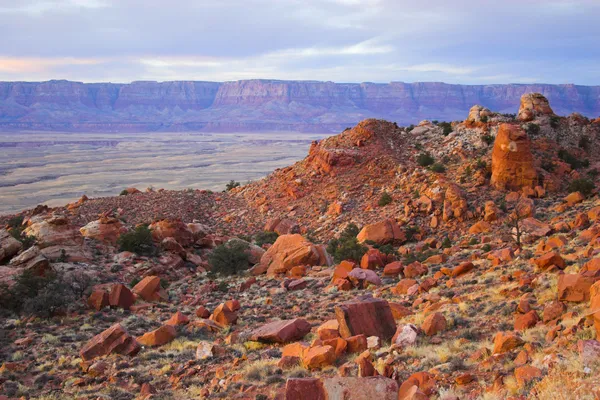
[285,378,326,400]
[303,345,335,369]
[87,289,109,311]
[383,261,403,276]
[442,184,468,222]
[210,302,238,326]
[250,318,311,343]
[492,331,524,354]
[557,274,599,302]
[399,371,436,398]
[149,219,194,246]
[360,248,385,269]
[469,221,491,234]
[542,301,566,323]
[356,350,377,377]
[264,218,299,235]
[517,93,554,122]
[335,298,397,340]
[195,306,210,318]
[565,191,585,207]
[490,124,537,191]
[393,279,418,295]
[514,365,542,387]
[404,261,428,278]
[532,251,565,270]
[225,299,241,311]
[109,284,135,310]
[282,342,309,358]
[590,281,600,338]
[132,276,168,302]
[423,254,448,264]
[451,262,474,278]
[317,320,340,340]
[421,312,446,336]
[79,217,126,243]
[514,310,540,331]
[322,337,347,358]
[289,265,307,278]
[346,334,368,353]
[80,324,140,361]
[389,302,412,319]
[256,234,331,276]
[357,219,406,245]
[137,325,177,347]
[165,311,189,326]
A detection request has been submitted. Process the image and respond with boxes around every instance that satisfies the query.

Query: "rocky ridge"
[1,93,600,399]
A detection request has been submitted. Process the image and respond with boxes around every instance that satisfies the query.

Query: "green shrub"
[7,215,24,229]
[480,116,489,123]
[225,180,241,191]
[119,189,129,196]
[0,270,91,318]
[327,223,367,263]
[558,149,588,170]
[482,244,492,252]
[569,178,595,197]
[254,231,279,247]
[476,159,487,170]
[208,241,250,276]
[416,152,435,167]
[117,225,155,256]
[525,123,540,137]
[481,134,494,145]
[378,192,393,207]
[579,136,591,150]
[430,163,446,173]
[438,121,453,136]
[441,237,452,249]
[550,116,561,129]
[8,225,35,251]
[468,238,479,246]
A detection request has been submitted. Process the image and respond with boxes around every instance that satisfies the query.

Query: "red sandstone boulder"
[490,124,537,191]
[79,217,126,244]
[442,184,468,222]
[590,281,600,338]
[264,218,299,235]
[302,345,336,369]
[210,302,238,326]
[514,310,540,331]
[137,325,176,347]
[132,276,168,302]
[255,234,331,276]
[532,251,565,270]
[404,262,428,278]
[383,261,403,276]
[360,248,385,269]
[250,318,311,343]
[80,324,140,361]
[421,312,447,336]
[492,331,524,354]
[357,219,406,245]
[557,274,599,302]
[517,93,554,122]
[335,297,396,340]
[285,378,326,400]
[109,284,135,310]
[24,214,83,248]
[149,219,194,246]
[322,376,399,400]
[165,311,189,326]
[87,289,109,311]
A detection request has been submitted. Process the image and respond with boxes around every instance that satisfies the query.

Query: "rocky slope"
[1,94,600,399]
[1,80,600,132]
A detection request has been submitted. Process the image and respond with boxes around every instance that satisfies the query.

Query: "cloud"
[0,1,598,84]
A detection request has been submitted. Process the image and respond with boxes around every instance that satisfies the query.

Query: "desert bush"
[481,134,494,145]
[117,225,155,256]
[119,189,129,196]
[525,123,540,137]
[579,136,591,150]
[550,115,561,129]
[430,163,446,173]
[438,121,453,136]
[416,152,435,167]
[254,231,279,247]
[327,223,367,263]
[558,149,589,170]
[225,180,240,191]
[569,178,595,197]
[0,270,89,318]
[378,192,393,206]
[480,115,488,123]
[208,241,250,275]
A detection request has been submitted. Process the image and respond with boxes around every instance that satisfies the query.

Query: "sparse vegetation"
[225,180,241,191]
[525,123,540,137]
[438,121,453,136]
[558,149,589,170]
[208,240,250,275]
[117,225,156,255]
[254,231,279,247]
[569,178,595,197]
[327,223,367,263]
[430,163,446,173]
[416,152,435,167]
[378,192,393,206]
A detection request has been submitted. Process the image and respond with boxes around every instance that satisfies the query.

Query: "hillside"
[1,93,600,399]
[1,80,600,132]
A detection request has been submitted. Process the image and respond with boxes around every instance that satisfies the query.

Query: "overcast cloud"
[0,0,598,84]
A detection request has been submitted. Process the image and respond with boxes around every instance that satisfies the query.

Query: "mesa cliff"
[1,80,599,132]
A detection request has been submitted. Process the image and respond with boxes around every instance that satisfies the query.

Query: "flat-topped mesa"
[490,124,538,191]
[517,93,555,122]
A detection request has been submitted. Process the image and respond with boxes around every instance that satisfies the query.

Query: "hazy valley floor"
[0,131,327,215]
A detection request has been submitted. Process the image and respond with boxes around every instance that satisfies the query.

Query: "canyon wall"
[1,80,599,132]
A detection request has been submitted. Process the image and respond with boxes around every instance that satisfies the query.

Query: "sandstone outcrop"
[255,234,331,276]
[491,124,537,190]
[79,217,126,243]
[357,219,405,245]
[517,93,555,122]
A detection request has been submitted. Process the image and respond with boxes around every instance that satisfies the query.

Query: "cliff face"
[0,80,599,132]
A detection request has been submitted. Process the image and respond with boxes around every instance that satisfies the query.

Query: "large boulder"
[23,214,82,248]
[149,219,194,246]
[0,230,23,263]
[136,325,176,347]
[558,274,600,302]
[79,217,126,244]
[590,281,600,339]
[255,234,331,276]
[335,297,396,341]
[80,324,140,361]
[467,105,493,122]
[250,318,311,343]
[517,93,554,122]
[132,276,168,302]
[357,219,405,245]
[491,124,537,191]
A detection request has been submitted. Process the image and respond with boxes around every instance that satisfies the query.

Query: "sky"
[0,0,599,84]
